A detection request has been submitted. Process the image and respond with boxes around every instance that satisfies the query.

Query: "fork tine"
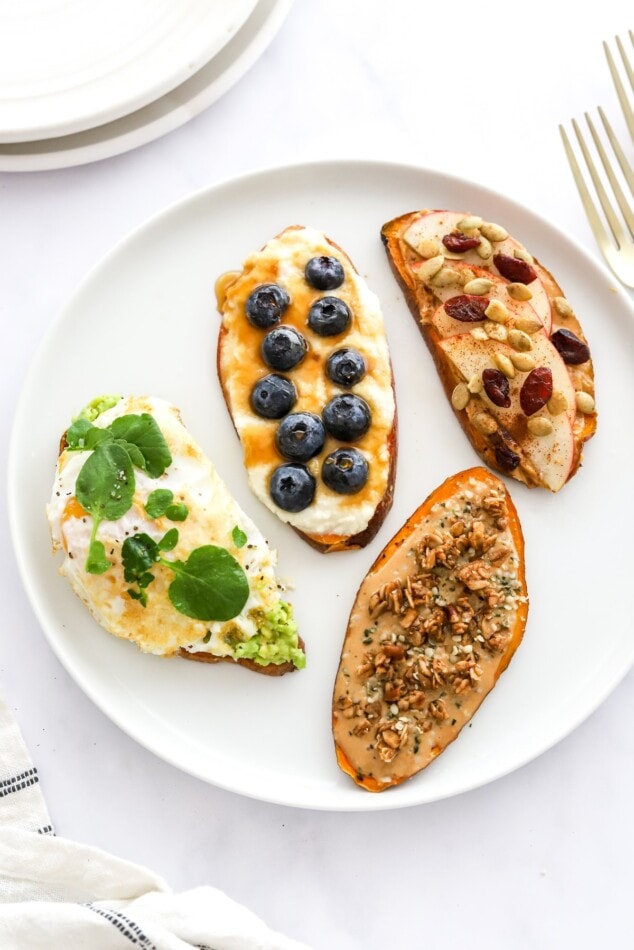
[571,117,630,248]
[586,112,634,239]
[616,33,634,91]
[604,39,634,141]
[559,123,614,254]
[598,106,634,197]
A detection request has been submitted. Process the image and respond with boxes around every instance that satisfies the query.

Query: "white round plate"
[0,0,258,143]
[9,161,634,811]
[0,0,293,171]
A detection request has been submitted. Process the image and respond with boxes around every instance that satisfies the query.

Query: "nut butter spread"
[332,467,528,791]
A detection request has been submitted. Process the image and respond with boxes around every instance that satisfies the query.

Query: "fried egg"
[47,395,303,668]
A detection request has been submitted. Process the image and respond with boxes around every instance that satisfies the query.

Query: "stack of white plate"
[0,0,293,172]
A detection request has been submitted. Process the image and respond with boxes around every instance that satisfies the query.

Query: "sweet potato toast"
[333,466,527,791]
[382,210,596,491]
[216,226,397,553]
[50,396,304,676]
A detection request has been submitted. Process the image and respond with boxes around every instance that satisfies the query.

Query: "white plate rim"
[8,158,634,811]
[0,0,259,143]
[0,0,295,172]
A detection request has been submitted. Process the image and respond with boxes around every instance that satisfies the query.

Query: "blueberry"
[326,348,366,387]
[322,394,371,442]
[250,374,296,419]
[245,283,290,328]
[270,464,315,512]
[322,448,369,495]
[307,296,351,337]
[305,256,345,291]
[275,412,325,462]
[261,325,307,371]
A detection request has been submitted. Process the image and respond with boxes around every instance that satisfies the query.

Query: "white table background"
[2,2,633,947]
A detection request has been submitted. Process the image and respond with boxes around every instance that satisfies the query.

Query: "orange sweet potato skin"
[333,466,528,791]
[381,213,596,489]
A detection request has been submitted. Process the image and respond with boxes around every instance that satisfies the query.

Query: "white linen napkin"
[0,696,310,950]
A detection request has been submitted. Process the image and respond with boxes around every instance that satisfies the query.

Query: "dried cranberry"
[494,441,520,472]
[442,231,481,253]
[444,294,490,322]
[551,328,590,365]
[520,367,553,416]
[493,252,537,284]
[482,368,511,408]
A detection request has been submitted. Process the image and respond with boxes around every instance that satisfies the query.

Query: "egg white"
[47,396,282,658]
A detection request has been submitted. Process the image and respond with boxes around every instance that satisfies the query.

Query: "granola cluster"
[335,485,523,766]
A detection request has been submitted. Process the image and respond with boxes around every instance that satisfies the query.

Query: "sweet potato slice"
[332,467,528,791]
[381,209,596,490]
[217,225,397,552]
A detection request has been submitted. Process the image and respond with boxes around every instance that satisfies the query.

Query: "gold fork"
[559,32,634,289]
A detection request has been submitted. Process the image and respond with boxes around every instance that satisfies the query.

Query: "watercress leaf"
[232,525,247,548]
[122,533,158,584]
[145,488,174,519]
[157,528,179,552]
[127,587,148,608]
[109,414,172,477]
[76,443,135,523]
[65,419,113,451]
[114,439,145,470]
[85,539,110,574]
[166,503,188,522]
[167,545,249,622]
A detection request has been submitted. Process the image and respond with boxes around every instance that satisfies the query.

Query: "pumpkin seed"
[514,315,542,334]
[547,391,568,415]
[457,215,483,232]
[416,255,444,282]
[431,266,462,287]
[553,296,573,318]
[472,412,498,435]
[493,353,516,378]
[508,328,533,352]
[416,238,442,259]
[467,373,483,393]
[480,222,508,242]
[506,282,533,301]
[527,416,553,436]
[451,383,470,410]
[510,352,536,371]
[463,277,493,295]
[484,299,509,323]
[575,391,595,413]
[477,236,493,260]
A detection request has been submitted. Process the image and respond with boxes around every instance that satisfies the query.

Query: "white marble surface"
[2,2,633,947]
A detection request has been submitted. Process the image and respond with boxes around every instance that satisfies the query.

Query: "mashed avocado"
[233,601,305,669]
[78,394,121,422]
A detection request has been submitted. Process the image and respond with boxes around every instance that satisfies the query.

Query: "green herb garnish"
[65,411,172,574]
[165,503,188,522]
[108,414,172,478]
[145,489,174,518]
[144,489,188,522]
[75,443,135,575]
[232,525,247,548]
[122,532,248,621]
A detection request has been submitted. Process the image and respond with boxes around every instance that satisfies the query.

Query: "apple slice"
[411,260,545,336]
[402,210,552,333]
[439,334,576,491]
